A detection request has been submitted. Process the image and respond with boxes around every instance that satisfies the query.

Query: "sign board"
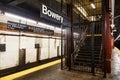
[7,21,27,31]
[7,21,54,35]
[27,25,54,35]
[40,4,71,27]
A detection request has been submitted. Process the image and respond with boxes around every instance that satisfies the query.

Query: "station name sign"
[7,21,54,35]
[42,4,63,23]
[40,4,71,27]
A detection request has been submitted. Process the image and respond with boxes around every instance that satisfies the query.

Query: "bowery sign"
[40,4,71,27]
[42,4,63,23]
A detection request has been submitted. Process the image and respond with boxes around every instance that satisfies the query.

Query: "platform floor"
[0,59,112,80]
[2,48,120,80]
[14,64,109,80]
[111,47,120,80]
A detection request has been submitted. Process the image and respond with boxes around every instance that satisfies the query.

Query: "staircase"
[71,36,102,73]
[70,21,103,74]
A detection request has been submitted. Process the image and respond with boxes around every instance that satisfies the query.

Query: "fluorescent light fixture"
[27,19,36,24]
[55,27,61,31]
[5,12,62,31]
[38,22,55,29]
[75,5,88,18]
[5,12,37,24]
[91,3,96,9]
[89,16,96,21]
[73,32,79,35]
[6,12,27,21]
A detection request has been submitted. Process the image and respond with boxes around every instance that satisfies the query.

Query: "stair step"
[77,53,100,56]
[76,55,100,58]
[75,58,100,62]
[79,50,100,53]
[76,56,100,60]
[80,48,100,50]
[74,61,101,66]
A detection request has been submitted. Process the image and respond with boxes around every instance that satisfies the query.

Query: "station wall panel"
[0,32,19,70]
[0,13,63,70]
[20,36,36,63]
[50,39,57,58]
[40,39,49,60]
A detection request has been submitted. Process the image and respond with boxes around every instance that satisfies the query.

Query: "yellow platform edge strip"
[86,34,102,36]
[0,59,61,80]
[115,47,120,55]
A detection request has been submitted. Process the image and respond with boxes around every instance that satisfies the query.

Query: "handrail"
[114,34,120,42]
[99,39,103,64]
[71,32,87,55]
[71,27,88,65]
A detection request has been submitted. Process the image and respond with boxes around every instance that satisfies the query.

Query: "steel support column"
[102,0,111,78]
[60,0,63,70]
[66,1,74,70]
[91,22,95,75]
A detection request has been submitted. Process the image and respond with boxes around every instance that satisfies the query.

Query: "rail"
[71,31,87,65]
[115,34,120,42]
[99,39,103,66]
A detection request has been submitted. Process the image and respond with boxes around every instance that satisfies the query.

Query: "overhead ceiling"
[67,0,102,15]
[73,0,102,20]
[0,0,120,35]
[0,0,102,18]
[0,0,119,22]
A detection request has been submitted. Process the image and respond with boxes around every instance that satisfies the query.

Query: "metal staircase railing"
[71,26,88,66]
[71,21,103,75]
[71,32,87,65]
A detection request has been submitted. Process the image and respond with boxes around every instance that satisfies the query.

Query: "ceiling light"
[6,12,26,21]
[55,27,61,31]
[75,5,88,18]
[73,32,79,36]
[5,12,62,31]
[89,0,96,9]
[90,3,96,9]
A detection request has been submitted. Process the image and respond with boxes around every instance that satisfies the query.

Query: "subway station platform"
[15,64,103,80]
[0,59,111,80]
[0,0,120,80]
